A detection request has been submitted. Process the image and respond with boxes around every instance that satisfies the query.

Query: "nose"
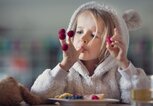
[83,40,87,44]
[80,33,89,44]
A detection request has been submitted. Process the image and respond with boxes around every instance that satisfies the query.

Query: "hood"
[67,1,141,70]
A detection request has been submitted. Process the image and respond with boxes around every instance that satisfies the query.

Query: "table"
[20,100,153,106]
[20,102,130,106]
[20,102,153,106]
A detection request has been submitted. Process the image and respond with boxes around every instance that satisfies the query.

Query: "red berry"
[67,30,74,37]
[91,95,99,100]
[62,44,68,51]
[106,36,112,44]
[58,29,66,40]
[58,28,65,35]
[59,33,66,40]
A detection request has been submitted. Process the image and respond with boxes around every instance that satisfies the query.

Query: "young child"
[31,1,149,103]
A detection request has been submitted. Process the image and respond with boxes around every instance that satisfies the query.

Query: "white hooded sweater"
[31,56,149,103]
[31,1,149,103]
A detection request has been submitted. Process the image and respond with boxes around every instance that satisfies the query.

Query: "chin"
[79,55,96,61]
[79,55,88,60]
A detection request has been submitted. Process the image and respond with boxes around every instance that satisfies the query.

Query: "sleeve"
[118,62,150,103]
[31,64,69,98]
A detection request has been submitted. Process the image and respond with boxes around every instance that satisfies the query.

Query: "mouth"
[76,44,88,52]
[80,46,87,53]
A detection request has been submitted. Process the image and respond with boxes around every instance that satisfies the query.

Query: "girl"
[31,1,149,103]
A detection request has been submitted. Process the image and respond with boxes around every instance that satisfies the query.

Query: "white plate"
[48,98,119,106]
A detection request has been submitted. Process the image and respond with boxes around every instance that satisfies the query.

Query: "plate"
[48,98,119,106]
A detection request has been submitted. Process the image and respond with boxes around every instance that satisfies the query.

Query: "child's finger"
[58,28,66,44]
[58,34,66,45]
[106,36,112,44]
[61,43,68,51]
[58,28,66,40]
[59,38,66,45]
[113,28,119,37]
[58,28,68,51]
[111,28,123,44]
[67,30,75,44]
[59,39,68,51]
[114,28,119,36]
[67,30,75,37]
[111,35,122,43]
[76,46,83,54]
[67,36,72,45]
[106,42,114,51]
[113,41,124,50]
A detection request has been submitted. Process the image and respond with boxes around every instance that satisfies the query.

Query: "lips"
[80,46,88,53]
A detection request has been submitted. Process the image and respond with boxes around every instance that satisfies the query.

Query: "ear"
[122,9,142,31]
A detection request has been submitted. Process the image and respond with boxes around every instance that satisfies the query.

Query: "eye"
[91,34,95,37]
[76,30,83,34]
[91,33,98,38]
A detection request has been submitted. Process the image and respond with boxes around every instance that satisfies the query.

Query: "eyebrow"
[77,26,83,29]
[97,32,103,35]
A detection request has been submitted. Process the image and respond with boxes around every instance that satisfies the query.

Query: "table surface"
[20,102,130,106]
[20,100,153,106]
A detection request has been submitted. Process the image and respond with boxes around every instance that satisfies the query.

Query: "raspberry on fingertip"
[67,30,75,37]
[58,28,66,40]
[106,36,112,44]
[59,33,66,40]
[62,44,68,51]
[58,28,65,35]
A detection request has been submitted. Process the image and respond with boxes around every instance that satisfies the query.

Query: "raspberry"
[91,95,99,100]
[67,30,74,37]
[59,33,66,40]
[62,44,68,51]
[106,36,112,44]
[58,29,66,40]
[58,28,65,35]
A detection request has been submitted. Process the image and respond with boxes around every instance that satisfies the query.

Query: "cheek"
[91,41,102,53]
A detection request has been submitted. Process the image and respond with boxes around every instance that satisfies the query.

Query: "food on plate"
[55,93,73,99]
[91,95,99,100]
[84,94,104,100]
[54,93,104,100]
[55,93,83,100]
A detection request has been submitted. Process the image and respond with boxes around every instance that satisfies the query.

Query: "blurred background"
[0,0,153,88]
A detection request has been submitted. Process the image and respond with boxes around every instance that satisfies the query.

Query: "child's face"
[73,11,105,61]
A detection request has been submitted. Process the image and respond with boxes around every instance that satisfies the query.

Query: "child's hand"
[106,28,129,69]
[58,29,82,71]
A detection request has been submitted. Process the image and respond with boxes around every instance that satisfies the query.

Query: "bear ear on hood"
[122,9,142,31]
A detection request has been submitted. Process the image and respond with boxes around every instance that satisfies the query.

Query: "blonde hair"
[90,9,115,64]
[71,9,115,64]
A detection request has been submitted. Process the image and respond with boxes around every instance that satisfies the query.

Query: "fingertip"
[106,42,110,48]
[58,28,66,40]
[59,33,66,40]
[58,28,66,35]
[62,43,68,51]
[106,36,112,44]
[114,28,118,32]
[67,36,72,44]
[67,30,75,38]
[114,28,119,35]
[77,47,83,53]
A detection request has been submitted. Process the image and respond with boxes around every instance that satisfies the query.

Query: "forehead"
[77,11,95,26]
[77,10,105,32]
